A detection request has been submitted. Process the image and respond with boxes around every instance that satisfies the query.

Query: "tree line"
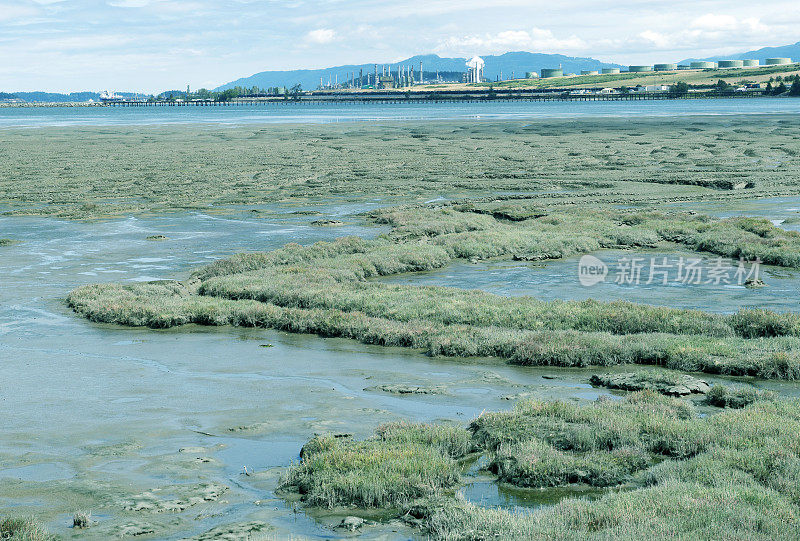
[154,84,303,102]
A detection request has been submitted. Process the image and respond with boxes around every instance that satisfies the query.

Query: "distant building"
[634,85,671,92]
[377,75,395,89]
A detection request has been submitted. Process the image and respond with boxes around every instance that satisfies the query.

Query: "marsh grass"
[67,205,800,381]
[8,117,800,219]
[0,518,55,541]
[71,511,90,529]
[281,424,470,509]
[704,385,777,408]
[455,396,800,539]
[284,393,800,539]
[67,278,800,379]
[423,480,800,540]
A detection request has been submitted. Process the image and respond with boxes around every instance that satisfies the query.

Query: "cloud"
[107,0,151,6]
[435,28,587,55]
[690,13,768,34]
[0,3,39,22]
[305,28,337,44]
[631,15,771,53]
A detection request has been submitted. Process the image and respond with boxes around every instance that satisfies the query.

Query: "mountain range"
[214,52,626,91]
[681,41,800,65]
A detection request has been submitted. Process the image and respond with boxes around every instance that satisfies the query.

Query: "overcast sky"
[1,0,798,93]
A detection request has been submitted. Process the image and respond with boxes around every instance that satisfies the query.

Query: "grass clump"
[282,423,471,509]
[71,511,90,529]
[0,518,55,541]
[0,239,15,246]
[492,439,650,487]
[704,385,776,409]
[472,392,703,489]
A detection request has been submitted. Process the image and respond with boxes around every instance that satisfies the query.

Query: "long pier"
[103,89,765,106]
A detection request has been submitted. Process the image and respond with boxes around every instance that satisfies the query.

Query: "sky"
[1,0,798,93]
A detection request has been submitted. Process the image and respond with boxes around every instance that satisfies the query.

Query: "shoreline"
[1,91,773,108]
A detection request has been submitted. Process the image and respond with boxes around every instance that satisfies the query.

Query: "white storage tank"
[541,68,564,78]
[766,58,792,65]
[602,68,621,74]
[654,63,677,71]
[718,60,744,68]
[690,61,717,69]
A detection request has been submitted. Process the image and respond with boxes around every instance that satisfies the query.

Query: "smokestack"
[420,61,423,84]
[374,64,378,87]
[359,69,363,88]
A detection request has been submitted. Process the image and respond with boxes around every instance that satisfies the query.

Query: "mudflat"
[3,114,800,539]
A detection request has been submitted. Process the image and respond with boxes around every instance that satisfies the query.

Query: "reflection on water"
[459,455,611,514]
[460,479,609,514]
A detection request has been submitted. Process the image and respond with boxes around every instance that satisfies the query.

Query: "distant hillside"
[215,52,625,91]
[681,41,800,64]
[7,91,146,103]
[11,92,100,103]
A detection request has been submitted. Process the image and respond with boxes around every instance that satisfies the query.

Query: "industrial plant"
[309,52,797,94]
[528,56,797,83]
[318,61,464,90]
